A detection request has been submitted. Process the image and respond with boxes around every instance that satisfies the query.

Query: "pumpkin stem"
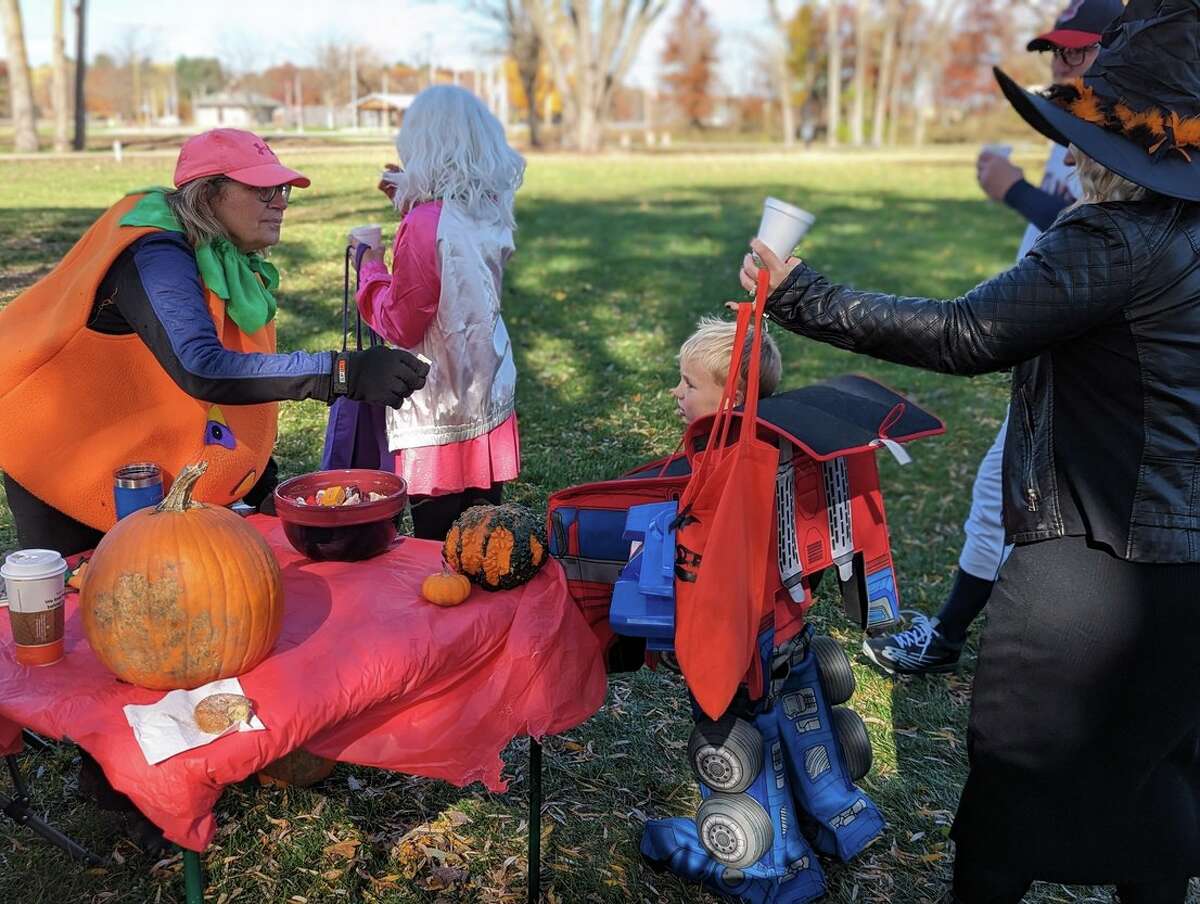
[156,461,208,513]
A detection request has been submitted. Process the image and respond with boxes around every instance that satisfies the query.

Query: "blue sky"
[16,0,766,92]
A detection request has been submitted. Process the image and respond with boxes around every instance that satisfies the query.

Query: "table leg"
[527,737,542,904]
[183,849,204,904]
[20,729,53,752]
[2,754,101,865]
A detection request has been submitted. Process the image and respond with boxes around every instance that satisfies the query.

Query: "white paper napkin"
[123,677,266,765]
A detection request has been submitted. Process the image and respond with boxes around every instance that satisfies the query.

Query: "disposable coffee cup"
[2,549,67,667]
[348,224,383,249]
[982,143,1013,159]
[757,197,816,262]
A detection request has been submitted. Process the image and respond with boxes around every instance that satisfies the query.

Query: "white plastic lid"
[1,549,67,580]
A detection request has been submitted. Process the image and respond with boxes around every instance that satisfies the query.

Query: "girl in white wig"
[353,84,526,539]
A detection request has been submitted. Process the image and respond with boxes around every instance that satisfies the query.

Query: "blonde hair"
[164,177,232,247]
[1070,143,1149,205]
[679,315,783,400]
[387,85,525,231]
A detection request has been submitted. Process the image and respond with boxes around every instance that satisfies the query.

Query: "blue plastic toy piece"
[775,628,885,861]
[864,566,900,632]
[642,816,826,904]
[610,501,678,651]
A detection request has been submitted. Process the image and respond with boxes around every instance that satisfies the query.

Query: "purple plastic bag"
[321,397,394,471]
[321,245,395,472]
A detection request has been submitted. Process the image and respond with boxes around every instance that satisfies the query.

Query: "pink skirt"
[395,414,520,497]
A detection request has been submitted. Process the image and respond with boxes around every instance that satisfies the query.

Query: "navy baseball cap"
[1027,0,1125,50]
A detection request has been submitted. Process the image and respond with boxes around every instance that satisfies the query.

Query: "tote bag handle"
[676,268,770,513]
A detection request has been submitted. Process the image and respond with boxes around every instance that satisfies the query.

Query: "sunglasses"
[252,184,292,204]
[1046,44,1100,67]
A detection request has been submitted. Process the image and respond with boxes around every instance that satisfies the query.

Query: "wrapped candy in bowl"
[273,469,408,561]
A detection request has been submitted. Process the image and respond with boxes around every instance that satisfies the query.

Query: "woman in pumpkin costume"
[739,2,1200,900]
[0,128,428,557]
[0,128,428,851]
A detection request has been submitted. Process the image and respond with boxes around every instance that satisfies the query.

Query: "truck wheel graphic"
[688,716,764,794]
[832,706,873,781]
[696,793,774,868]
[811,634,856,705]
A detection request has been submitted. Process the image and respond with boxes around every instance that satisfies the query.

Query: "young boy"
[671,315,782,425]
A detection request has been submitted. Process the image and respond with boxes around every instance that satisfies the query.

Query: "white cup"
[348,224,383,249]
[982,143,1013,159]
[2,549,67,666]
[757,197,816,262]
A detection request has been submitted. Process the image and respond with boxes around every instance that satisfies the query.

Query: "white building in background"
[193,92,280,128]
[353,93,417,130]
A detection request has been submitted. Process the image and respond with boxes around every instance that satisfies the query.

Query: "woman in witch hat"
[738,1,1200,900]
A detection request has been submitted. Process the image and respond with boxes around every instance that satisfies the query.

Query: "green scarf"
[119,188,279,334]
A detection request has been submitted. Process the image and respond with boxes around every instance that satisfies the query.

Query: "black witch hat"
[994,0,1200,201]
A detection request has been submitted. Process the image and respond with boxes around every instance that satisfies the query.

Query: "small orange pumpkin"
[81,461,284,690]
[421,571,472,607]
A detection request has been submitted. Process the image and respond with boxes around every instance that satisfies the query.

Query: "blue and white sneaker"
[861,612,962,675]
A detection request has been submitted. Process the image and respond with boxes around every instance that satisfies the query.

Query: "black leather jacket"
[766,196,1200,563]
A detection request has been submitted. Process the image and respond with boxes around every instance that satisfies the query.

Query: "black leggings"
[952,865,1189,903]
[3,474,103,557]
[409,484,504,541]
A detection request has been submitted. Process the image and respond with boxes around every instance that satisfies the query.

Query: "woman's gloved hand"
[333,346,429,407]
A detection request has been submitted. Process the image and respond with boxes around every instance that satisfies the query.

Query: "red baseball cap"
[173,128,311,189]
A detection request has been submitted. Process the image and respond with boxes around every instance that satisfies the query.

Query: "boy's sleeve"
[356,203,442,348]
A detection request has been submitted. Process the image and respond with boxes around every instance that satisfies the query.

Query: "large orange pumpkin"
[81,461,284,690]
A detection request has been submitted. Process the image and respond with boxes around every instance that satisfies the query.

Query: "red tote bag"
[672,270,780,720]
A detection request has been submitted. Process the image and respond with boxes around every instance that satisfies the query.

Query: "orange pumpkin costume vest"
[0,194,278,531]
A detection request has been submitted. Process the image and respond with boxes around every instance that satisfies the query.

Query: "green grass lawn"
[0,147,1166,904]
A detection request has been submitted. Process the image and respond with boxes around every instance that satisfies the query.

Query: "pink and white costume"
[357,200,520,497]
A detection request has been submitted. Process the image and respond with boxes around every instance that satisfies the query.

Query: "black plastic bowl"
[273,470,408,562]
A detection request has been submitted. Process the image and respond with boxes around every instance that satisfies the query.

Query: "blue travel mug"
[113,463,164,520]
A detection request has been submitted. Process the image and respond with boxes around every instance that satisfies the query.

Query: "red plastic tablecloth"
[0,516,607,851]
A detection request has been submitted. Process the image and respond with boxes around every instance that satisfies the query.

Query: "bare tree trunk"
[2,0,39,152]
[826,0,841,147]
[767,0,795,147]
[850,0,869,146]
[885,4,911,145]
[503,0,543,148]
[51,0,70,151]
[523,68,541,147]
[870,0,897,146]
[909,0,953,146]
[73,0,87,150]
[524,0,667,152]
[913,65,930,146]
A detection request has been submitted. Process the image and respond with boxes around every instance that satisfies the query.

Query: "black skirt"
[951,536,1200,883]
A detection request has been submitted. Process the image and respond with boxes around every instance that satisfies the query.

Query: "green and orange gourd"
[442,504,548,591]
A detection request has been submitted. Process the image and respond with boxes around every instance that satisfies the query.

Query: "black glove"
[332,346,429,407]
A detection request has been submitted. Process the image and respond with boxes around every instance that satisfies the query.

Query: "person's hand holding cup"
[348,224,385,267]
[739,240,802,296]
[738,197,811,296]
[976,144,1023,201]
